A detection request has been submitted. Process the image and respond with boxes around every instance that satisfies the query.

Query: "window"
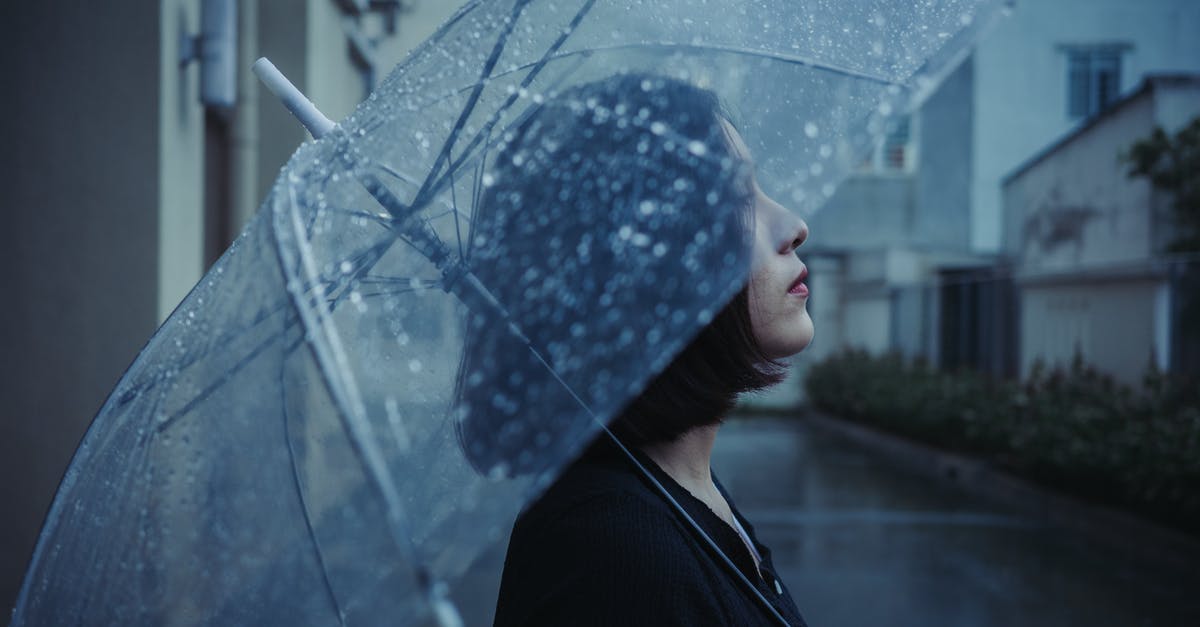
[1065,46,1126,119]
[859,114,916,173]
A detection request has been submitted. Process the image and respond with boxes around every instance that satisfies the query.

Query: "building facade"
[0,0,467,612]
[754,0,1200,409]
[1003,75,1200,384]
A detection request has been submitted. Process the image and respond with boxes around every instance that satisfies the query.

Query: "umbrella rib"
[376,164,460,217]
[325,0,595,302]
[325,206,393,229]
[325,237,396,311]
[155,310,304,433]
[110,294,290,417]
[448,146,466,261]
[408,0,597,219]
[391,51,584,232]
[426,1,599,204]
[146,256,363,435]
[490,41,903,87]
[466,154,484,262]
[298,0,595,342]
[335,276,441,300]
[283,368,348,625]
[406,0,535,217]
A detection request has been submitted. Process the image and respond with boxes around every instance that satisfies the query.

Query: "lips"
[788,266,809,297]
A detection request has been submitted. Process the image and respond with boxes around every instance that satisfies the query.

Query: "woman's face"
[723,121,814,359]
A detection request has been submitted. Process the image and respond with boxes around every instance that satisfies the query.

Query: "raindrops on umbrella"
[13,1,1006,625]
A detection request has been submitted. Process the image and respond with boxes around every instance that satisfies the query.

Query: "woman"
[457,73,812,626]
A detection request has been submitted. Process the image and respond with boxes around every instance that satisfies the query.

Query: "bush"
[805,349,1200,535]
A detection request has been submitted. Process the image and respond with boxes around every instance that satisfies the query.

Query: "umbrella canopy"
[14,0,1005,624]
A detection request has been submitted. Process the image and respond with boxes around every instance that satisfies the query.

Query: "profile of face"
[722,121,814,359]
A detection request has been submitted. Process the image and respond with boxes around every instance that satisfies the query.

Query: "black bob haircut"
[455,72,786,475]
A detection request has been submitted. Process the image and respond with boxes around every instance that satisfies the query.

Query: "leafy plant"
[1124,115,1200,253]
[805,349,1200,535]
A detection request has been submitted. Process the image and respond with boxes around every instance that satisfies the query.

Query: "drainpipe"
[231,0,260,233]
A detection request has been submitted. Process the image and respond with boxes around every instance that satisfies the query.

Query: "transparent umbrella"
[14,0,1005,624]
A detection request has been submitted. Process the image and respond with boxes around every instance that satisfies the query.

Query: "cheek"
[746,268,772,338]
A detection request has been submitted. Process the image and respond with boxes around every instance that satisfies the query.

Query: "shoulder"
[494,460,731,626]
[510,460,695,569]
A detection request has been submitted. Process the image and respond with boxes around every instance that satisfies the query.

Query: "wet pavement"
[453,415,1200,626]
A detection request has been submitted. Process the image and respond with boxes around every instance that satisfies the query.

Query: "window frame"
[1059,43,1132,120]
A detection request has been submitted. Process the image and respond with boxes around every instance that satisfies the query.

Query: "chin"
[789,320,815,355]
[766,313,814,359]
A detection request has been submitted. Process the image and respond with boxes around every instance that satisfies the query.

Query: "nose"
[769,200,807,254]
[782,218,808,255]
[757,191,809,256]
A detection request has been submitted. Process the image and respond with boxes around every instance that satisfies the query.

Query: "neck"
[640,424,721,503]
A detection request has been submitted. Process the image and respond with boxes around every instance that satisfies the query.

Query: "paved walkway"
[453,415,1200,625]
[715,415,1200,627]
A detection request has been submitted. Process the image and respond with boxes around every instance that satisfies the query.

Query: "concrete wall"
[915,57,973,252]
[0,0,165,613]
[1003,94,1159,271]
[807,176,915,250]
[972,0,1200,252]
[1003,77,1198,384]
[842,248,934,355]
[1019,278,1166,384]
[1154,79,1200,131]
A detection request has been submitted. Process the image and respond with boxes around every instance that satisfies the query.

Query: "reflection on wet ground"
[455,415,1200,626]
[717,416,1200,627]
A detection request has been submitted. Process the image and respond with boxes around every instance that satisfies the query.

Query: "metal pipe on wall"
[232,0,260,234]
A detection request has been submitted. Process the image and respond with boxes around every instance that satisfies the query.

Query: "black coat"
[493,439,809,626]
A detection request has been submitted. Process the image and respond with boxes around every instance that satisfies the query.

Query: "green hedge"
[805,349,1200,535]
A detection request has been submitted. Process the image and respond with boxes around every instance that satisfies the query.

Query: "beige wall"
[843,294,893,355]
[160,0,207,320]
[0,0,469,614]
[1004,78,1199,384]
[1020,278,1167,384]
[1004,94,1159,272]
